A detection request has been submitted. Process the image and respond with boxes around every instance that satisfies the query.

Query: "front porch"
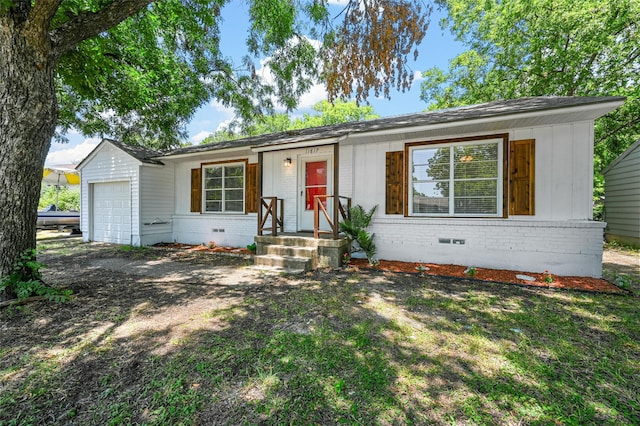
[253,142,352,271]
[254,233,350,271]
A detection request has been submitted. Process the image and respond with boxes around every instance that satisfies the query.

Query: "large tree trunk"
[0,14,57,283]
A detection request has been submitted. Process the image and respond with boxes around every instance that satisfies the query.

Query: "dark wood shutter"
[386,151,404,214]
[245,163,258,213]
[509,139,535,215]
[190,168,202,213]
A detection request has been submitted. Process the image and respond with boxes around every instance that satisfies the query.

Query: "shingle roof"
[104,139,164,165]
[161,96,625,158]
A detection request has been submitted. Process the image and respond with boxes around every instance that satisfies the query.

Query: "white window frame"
[408,138,504,217]
[202,162,245,214]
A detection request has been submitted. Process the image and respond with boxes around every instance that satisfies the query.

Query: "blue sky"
[45,2,463,166]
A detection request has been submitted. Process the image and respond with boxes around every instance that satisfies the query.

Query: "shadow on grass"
[1,244,638,425]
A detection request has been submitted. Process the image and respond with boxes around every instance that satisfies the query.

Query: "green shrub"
[1,249,72,302]
[339,204,378,265]
[38,185,80,211]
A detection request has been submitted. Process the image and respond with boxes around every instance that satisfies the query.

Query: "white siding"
[513,121,594,219]
[172,214,256,247]
[140,163,175,245]
[604,141,640,246]
[80,142,140,244]
[170,150,257,245]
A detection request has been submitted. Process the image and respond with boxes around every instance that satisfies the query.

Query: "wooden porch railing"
[258,196,284,236]
[313,195,351,239]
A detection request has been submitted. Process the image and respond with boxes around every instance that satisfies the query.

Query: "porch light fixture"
[284,157,292,167]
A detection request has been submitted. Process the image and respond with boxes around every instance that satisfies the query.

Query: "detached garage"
[77,139,175,246]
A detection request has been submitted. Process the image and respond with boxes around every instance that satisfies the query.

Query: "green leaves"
[10,0,430,150]
[339,204,378,265]
[0,249,71,302]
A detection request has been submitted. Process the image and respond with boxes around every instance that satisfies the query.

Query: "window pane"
[455,198,497,214]
[454,144,498,179]
[225,165,244,177]
[205,177,222,189]
[205,201,221,212]
[224,176,243,188]
[413,182,449,214]
[306,161,327,186]
[413,164,450,181]
[205,190,222,201]
[226,189,244,201]
[454,180,497,197]
[225,201,243,212]
[205,167,222,178]
[454,144,497,162]
[413,196,449,214]
[413,182,449,198]
[454,161,498,179]
[413,147,449,165]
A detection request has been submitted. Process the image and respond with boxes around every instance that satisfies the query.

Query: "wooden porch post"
[333,142,339,239]
[257,151,263,236]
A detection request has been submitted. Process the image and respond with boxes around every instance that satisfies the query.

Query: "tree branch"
[51,0,153,58]
[595,115,640,146]
[25,0,62,33]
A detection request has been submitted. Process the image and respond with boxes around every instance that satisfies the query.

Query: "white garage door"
[92,181,132,244]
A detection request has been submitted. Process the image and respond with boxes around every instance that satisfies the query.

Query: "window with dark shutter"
[385,151,404,214]
[190,168,202,213]
[509,139,535,215]
[245,163,258,213]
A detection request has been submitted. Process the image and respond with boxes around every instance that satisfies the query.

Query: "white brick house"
[78,96,624,277]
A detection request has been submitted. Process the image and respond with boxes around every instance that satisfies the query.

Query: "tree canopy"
[420,0,639,176]
[47,0,430,150]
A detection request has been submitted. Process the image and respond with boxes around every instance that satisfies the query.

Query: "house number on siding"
[305,147,319,154]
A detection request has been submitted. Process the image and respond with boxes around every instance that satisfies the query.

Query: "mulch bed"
[349,259,628,294]
[154,242,626,294]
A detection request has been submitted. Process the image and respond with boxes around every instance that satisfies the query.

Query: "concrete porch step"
[254,254,312,272]
[264,244,317,258]
[255,235,321,248]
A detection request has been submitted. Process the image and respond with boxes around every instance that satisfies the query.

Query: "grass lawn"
[0,237,638,425]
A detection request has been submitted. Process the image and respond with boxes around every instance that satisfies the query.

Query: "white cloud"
[190,130,213,144]
[413,70,424,83]
[297,84,328,111]
[216,118,235,132]
[210,99,236,117]
[46,138,100,166]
